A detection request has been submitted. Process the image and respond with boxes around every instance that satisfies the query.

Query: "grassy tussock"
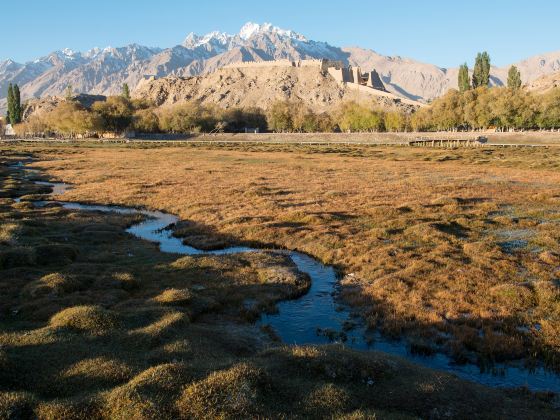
[104,363,191,419]
[23,273,85,297]
[49,305,120,334]
[153,288,192,305]
[176,363,269,419]
[62,357,133,386]
[0,222,19,245]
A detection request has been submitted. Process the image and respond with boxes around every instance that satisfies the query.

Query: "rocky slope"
[133,65,419,112]
[2,22,560,111]
[527,71,560,93]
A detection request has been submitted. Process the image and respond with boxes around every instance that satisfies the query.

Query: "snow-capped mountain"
[2,22,560,112]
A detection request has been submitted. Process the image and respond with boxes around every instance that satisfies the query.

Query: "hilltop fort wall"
[223,58,387,92]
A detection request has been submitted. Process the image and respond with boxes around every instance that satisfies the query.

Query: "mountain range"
[2,22,560,112]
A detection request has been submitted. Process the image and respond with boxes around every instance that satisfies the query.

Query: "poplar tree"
[458,63,470,92]
[13,84,21,123]
[122,83,130,100]
[507,65,522,90]
[472,52,491,88]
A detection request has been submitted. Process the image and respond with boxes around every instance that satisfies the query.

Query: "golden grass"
[176,363,269,418]
[153,288,192,306]
[49,305,121,334]
[1,147,559,418]
[10,142,560,368]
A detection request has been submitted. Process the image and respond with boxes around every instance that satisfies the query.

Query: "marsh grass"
[0,147,559,418]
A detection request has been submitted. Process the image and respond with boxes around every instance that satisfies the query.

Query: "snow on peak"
[183,22,307,48]
[84,47,102,58]
[61,48,77,57]
[238,22,261,40]
[238,22,307,41]
[183,30,229,48]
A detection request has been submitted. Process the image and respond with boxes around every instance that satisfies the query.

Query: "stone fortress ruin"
[222,58,388,92]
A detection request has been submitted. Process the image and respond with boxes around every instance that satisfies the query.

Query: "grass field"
[1,143,560,418]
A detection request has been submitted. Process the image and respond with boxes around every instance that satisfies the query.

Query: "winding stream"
[8,160,560,392]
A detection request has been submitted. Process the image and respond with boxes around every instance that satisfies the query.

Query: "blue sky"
[2,0,559,67]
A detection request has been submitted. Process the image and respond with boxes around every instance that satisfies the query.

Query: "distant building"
[4,124,16,137]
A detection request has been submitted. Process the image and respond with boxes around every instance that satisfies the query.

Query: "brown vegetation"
[8,142,560,369]
[413,86,560,131]
[1,146,560,418]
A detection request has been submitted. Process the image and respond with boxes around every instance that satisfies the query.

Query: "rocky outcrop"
[527,71,560,93]
[133,65,420,112]
[22,94,106,120]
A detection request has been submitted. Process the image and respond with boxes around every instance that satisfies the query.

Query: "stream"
[8,160,560,392]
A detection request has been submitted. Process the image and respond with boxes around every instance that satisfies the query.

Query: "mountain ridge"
[2,22,560,112]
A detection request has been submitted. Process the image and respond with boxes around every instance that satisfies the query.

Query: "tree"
[458,63,470,92]
[122,83,131,100]
[43,102,103,135]
[6,84,14,124]
[507,65,522,90]
[92,96,134,133]
[13,84,22,123]
[472,52,491,88]
[267,101,292,132]
[336,102,384,132]
[133,109,159,133]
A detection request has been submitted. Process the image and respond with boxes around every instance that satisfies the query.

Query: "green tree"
[458,63,470,92]
[13,84,22,123]
[507,65,522,90]
[472,52,491,88]
[122,83,131,100]
[6,84,14,124]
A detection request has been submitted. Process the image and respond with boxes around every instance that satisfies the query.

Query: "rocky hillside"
[132,65,419,112]
[527,71,560,93]
[3,22,560,111]
[21,94,106,120]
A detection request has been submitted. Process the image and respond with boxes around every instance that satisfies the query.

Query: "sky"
[2,0,559,68]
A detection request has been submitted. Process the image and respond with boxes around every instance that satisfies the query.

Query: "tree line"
[412,87,560,131]
[15,84,414,136]
[11,66,560,136]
